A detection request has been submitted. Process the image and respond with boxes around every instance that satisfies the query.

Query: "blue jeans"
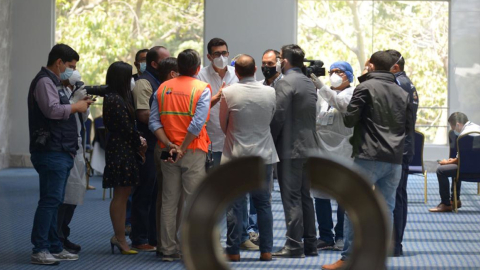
[31,151,74,254]
[247,194,258,234]
[212,151,249,243]
[226,165,273,254]
[341,158,401,260]
[314,198,344,243]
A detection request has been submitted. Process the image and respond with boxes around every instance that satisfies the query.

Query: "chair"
[409,131,427,203]
[453,131,480,212]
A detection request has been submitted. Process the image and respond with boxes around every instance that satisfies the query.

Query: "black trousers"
[277,158,317,251]
[392,155,412,253]
[436,164,461,205]
[57,203,77,241]
[130,148,157,246]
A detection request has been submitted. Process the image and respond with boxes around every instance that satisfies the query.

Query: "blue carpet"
[1,169,480,269]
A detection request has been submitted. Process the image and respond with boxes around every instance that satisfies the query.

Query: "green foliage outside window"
[298,1,449,144]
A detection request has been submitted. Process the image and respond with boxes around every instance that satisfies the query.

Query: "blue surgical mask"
[60,67,74,81]
[454,130,460,136]
[140,62,147,73]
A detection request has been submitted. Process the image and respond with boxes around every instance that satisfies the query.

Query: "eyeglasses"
[328,70,345,75]
[211,51,229,58]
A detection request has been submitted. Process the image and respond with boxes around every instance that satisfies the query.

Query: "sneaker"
[132,243,156,252]
[52,249,79,261]
[249,231,260,246]
[240,239,259,251]
[333,239,344,251]
[31,251,60,265]
[162,252,181,262]
[63,239,81,254]
[317,239,334,250]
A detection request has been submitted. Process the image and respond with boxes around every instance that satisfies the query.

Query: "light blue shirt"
[149,81,211,137]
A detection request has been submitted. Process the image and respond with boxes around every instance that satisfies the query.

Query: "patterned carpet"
[1,168,480,270]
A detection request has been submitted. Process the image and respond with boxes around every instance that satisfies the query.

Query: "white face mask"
[329,73,344,88]
[68,70,82,86]
[213,55,229,69]
[276,59,282,74]
[130,77,136,91]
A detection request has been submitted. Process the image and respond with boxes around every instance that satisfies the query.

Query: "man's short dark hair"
[47,44,79,66]
[178,49,201,76]
[263,49,280,59]
[281,44,305,68]
[207,38,228,55]
[158,57,178,82]
[370,51,395,72]
[146,46,167,67]
[235,54,256,78]
[448,112,469,126]
[385,49,405,71]
[135,49,148,62]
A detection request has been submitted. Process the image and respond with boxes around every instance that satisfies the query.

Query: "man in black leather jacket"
[322,50,413,270]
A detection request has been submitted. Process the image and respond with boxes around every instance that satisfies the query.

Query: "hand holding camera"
[310,73,325,89]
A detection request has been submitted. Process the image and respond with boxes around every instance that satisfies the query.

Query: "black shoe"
[272,247,305,258]
[64,239,81,254]
[317,239,334,250]
[156,251,163,258]
[162,252,181,262]
[304,248,318,256]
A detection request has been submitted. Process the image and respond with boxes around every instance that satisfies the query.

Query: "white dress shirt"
[197,64,239,152]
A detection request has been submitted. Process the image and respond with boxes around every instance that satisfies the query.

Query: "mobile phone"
[160,151,177,161]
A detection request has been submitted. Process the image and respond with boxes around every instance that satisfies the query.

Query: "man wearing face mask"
[261,49,283,87]
[130,46,171,252]
[385,50,419,256]
[430,112,480,213]
[270,44,320,258]
[57,68,90,255]
[28,44,93,265]
[310,61,354,252]
[322,51,413,270]
[133,49,148,81]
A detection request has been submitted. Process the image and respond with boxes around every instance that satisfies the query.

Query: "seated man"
[429,112,480,212]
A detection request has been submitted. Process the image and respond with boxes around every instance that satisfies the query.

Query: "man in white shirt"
[429,112,480,212]
[197,39,258,251]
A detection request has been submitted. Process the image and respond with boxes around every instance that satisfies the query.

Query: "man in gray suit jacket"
[220,55,279,262]
[271,44,320,258]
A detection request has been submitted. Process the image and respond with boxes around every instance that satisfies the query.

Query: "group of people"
[28,37,476,269]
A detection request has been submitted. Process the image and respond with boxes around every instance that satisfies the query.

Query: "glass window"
[56,0,204,117]
[298,0,449,144]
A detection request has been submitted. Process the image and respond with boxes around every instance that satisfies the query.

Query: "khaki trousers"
[154,144,183,251]
[159,148,206,255]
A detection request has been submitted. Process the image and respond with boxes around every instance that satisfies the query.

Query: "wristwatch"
[167,141,173,148]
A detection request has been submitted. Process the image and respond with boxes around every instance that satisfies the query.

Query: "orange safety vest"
[156,76,211,153]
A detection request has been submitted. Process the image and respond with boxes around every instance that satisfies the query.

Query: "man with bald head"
[220,54,278,262]
[130,46,171,252]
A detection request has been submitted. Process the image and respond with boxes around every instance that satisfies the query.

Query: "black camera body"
[74,81,109,96]
[304,59,326,77]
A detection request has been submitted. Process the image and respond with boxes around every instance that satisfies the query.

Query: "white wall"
[204,0,297,79]
[8,0,55,167]
[0,0,13,169]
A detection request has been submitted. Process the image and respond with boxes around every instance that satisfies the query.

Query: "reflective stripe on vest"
[156,76,211,152]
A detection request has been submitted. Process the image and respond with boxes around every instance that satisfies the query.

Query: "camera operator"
[28,44,93,265]
[270,44,320,258]
[310,61,355,252]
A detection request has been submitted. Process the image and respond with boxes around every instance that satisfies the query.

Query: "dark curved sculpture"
[182,156,389,270]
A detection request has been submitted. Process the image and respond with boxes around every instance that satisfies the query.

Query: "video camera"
[74,81,109,97]
[303,59,326,77]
